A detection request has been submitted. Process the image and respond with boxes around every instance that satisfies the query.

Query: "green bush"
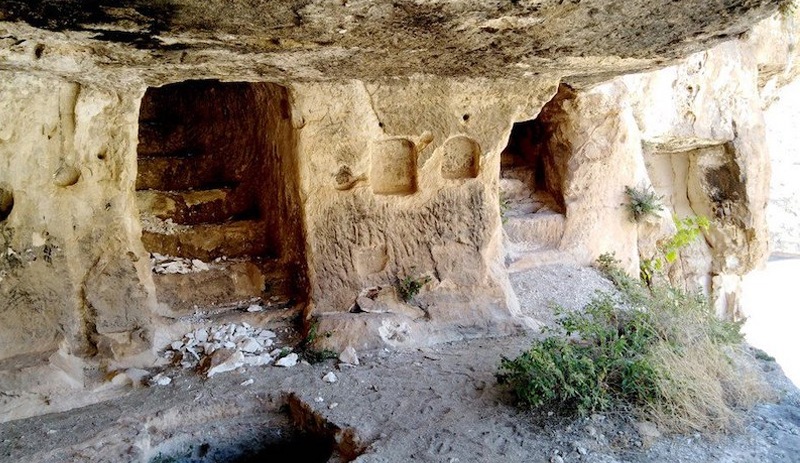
[396,274,431,302]
[498,258,766,431]
[498,294,660,415]
[624,185,664,223]
[640,215,710,287]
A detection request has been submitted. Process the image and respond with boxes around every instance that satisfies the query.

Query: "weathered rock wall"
[0,1,791,418]
[0,74,155,364]
[292,79,559,348]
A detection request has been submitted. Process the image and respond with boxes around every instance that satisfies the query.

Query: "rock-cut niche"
[135,80,308,316]
[500,86,571,251]
[370,138,418,195]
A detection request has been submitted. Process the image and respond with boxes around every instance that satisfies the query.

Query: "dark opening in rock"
[0,186,13,221]
[499,85,574,254]
[500,86,573,214]
[135,80,308,316]
[147,415,334,463]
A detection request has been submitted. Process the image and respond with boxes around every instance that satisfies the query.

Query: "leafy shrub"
[498,258,768,431]
[396,274,431,302]
[624,185,664,223]
[499,294,659,415]
[640,215,710,287]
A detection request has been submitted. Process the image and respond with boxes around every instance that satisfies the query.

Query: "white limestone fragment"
[239,337,262,353]
[191,259,209,271]
[151,373,172,386]
[244,354,273,366]
[339,346,359,366]
[246,304,263,312]
[323,372,338,383]
[240,378,254,386]
[110,372,131,386]
[207,350,245,377]
[275,353,298,368]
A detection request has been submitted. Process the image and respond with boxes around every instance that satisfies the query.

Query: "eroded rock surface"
[0,0,796,421]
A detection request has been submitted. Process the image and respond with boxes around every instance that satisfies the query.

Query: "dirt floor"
[2,264,800,463]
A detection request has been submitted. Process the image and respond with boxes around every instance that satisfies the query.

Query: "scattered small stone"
[243,353,273,367]
[550,453,565,463]
[207,350,245,377]
[191,259,209,271]
[275,353,299,368]
[150,373,172,386]
[634,421,661,449]
[110,372,131,386]
[151,253,211,274]
[323,372,338,383]
[239,337,262,353]
[240,379,254,386]
[328,402,339,410]
[314,396,324,403]
[339,345,359,366]
[165,322,283,377]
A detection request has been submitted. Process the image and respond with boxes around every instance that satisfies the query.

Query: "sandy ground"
[742,255,800,388]
[1,263,799,463]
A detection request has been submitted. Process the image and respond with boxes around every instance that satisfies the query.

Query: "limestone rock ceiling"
[0,0,781,84]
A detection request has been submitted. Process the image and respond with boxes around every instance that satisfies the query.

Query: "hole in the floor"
[0,186,13,221]
[370,138,418,195]
[135,80,308,316]
[441,135,480,179]
[147,412,336,463]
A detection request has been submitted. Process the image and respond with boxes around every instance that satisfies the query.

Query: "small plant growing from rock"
[499,195,511,224]
[640,215,710,287]
[624,185,663,223]
[779,0,797,18]
[298,319,337,364]
[396,274,431,302]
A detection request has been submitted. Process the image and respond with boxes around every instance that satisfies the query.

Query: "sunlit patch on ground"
[742,255,800,388]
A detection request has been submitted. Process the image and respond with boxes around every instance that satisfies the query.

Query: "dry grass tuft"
[648,342,770,433]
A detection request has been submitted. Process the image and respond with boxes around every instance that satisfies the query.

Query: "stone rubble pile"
[150,252,210,274]
[164,322,286,377]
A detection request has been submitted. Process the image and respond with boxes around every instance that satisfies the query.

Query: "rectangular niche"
[370,138,418,195]
[441,135,481,179]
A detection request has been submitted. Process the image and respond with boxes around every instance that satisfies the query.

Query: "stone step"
[141,219,268,261]
[136,153,227,191]
[136,188,255,225]
[506,248,577,273]
[152,260,263,317]
[137,121,194,157]
[503,212,565,248]
[150,258,303,318]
